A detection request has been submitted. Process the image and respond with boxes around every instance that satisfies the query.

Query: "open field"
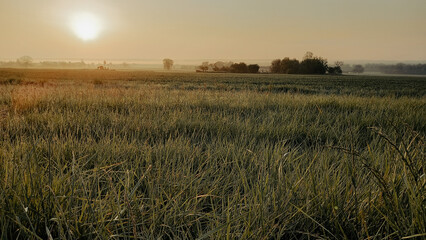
[0,69,425,239]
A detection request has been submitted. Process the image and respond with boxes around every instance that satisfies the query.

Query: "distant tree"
[163,58,174,70]
[300,56,328,74]
[328,61,343,75]
[280,57,300,74]
[213,61,225,71]
[221,61,233,72]
[270,59,282,73]
[247,64,260,73]
[17,56,33,67]
[352,64,365,74]
[230,62,248,73]
[335,61,344,68]
[224,61,233,68]
[198,62,209,72]
[328,66,343,75]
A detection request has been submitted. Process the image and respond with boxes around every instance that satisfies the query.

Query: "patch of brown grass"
[11,86,49,114]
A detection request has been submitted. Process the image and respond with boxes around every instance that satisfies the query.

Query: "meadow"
[0,69,425,239]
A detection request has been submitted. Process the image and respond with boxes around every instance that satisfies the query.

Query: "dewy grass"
[0,69,425,239]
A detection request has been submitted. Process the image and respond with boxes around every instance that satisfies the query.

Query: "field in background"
[0,69,425,239]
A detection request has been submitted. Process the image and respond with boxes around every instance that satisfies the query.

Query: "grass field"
[0,69,425,239]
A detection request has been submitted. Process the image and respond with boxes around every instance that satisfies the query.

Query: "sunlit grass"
[0,69,425,239]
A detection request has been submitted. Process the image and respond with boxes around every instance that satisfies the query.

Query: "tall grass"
[0,69,425,239]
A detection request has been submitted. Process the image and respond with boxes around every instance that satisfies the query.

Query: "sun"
[70,12,102,41]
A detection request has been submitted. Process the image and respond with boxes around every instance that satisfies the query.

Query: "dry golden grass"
[10,86,50,113]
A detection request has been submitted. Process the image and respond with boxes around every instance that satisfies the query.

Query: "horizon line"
[1,57,426,64]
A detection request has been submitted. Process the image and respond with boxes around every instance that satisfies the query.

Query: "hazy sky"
[1,0,425,62]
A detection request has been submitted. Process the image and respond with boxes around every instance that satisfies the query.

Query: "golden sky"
[1,0,425,62]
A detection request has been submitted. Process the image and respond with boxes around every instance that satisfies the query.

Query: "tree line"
[191,52,343,75]
[196,61,260,73]
[270,52,342,75]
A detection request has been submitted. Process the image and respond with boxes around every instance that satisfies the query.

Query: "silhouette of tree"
[197,61,258,73]
[352,65,365,73]
[300,56,328,74]
[198,62,209,72]
[248,64,260,73]
[281,58,300,74]
[230,62,248,73]
[328,66,342,75]
[270,52,328,74]
[328,61,343,75]
[163,58,174,70]
[270,59,281,73]
[213,61,225,71]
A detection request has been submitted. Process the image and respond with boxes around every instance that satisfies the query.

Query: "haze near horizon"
[1,0,425,62]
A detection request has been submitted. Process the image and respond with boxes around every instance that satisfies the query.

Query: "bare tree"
[163,58,174,70]
[334,61,344,68]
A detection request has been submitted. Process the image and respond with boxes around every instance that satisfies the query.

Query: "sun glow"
[70,12,102,41]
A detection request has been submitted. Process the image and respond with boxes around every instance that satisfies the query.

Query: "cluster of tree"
[197,61,260,73]
[198,61,232,72]
[364,63,426,75]
[270,52,342,75]
[163,58,174,70]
